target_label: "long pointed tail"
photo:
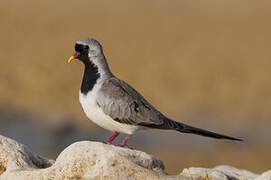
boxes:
[176,122,242,141]
[142,118,243,141]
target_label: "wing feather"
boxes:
[97,77,164,126]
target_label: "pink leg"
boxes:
[119,134,132,147]
[106,132,119,144]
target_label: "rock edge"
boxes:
[0,135,269,180]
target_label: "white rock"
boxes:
[181,167,228,180]
[0,134,270,180]
[255,170,271,180]
[0,135,169,180]
[0,135,52,172]
[180,165,259,180]
[214,165,258,180]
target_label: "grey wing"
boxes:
[96,77,165,126]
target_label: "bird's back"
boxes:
[97,77,166,126]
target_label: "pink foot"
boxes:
[116,134,132,148]
[106,132,120,144]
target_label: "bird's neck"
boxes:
[81,57,113,95]
[81,61,99,94]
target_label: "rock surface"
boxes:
[180,166,259,180]
[0,135,269,180]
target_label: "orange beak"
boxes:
[68,52,80,63]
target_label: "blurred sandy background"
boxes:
[0,0,271,175]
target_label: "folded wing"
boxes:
[97,77,165,126]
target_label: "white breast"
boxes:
[79,82,139,135]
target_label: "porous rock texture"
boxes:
[180,166,259,180]
[0,135,269,180]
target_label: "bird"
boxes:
[68,38,242,147]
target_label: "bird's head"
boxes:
[68,38,104,65]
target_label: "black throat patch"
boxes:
[81,60,100,95]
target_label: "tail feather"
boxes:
[139,118,243,141]
[175,121,243,141]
